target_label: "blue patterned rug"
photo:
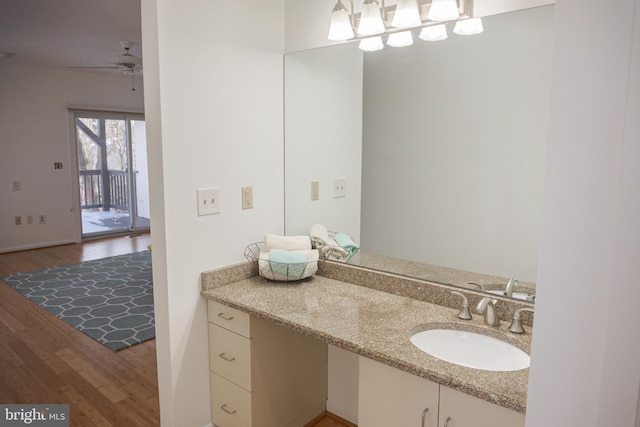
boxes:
[0,250,154,351]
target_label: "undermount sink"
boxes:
[410,328,530,372]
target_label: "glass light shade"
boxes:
[357,0,385,36]
[427,0,459,22]
[419,24,448,41]
[328,2,355,41]
[453,18,484,35]
[391,0,421,28]
[387,31,414,47]
[359,36,384,51]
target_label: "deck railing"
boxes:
[79,170,130,211]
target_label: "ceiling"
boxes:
[0,0,142,72]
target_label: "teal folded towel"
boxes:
[269,249,308,278]
[334,233,359,259]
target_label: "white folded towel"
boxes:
[310,224,330,243]
[258,249,319,281]
[264,233,312,252]
[310,224,350,262]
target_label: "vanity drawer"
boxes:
[209,323,252,391]
[211,372,252,427]
[209,300,251,338]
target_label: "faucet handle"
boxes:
[450,291,472,320]
[509,307,535,334]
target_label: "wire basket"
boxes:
[245,242,318,281]
[311,231,359,262]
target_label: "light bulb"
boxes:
[453,18,483,35]
[357,0,385,36]
[392,0,421,28]
[359,36,384,51]
[328,1,355,41]
[419,24,448,41]
[387,31,414,47]
[427,0,459,22]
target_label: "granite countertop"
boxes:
[202,274,531,414]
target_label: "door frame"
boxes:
[67,107,147,241]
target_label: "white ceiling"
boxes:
[0,0,142,72]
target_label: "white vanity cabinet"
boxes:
[207,300,328,427]
[358,357,525,427]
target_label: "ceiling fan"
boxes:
[66,41,142,75]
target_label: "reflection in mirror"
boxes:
[284,6,554,301]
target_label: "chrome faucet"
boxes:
[504,277,519,298]
[476,297,500,326]
[509,307,535,334]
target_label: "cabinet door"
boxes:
[359,356,439,427]
[439,386,525,427]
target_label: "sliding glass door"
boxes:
[73,111,150,237]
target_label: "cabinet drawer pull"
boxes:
[217,312,234,321]
[444,416,452,427]
[221,404,236,415]
[218,352,236,362]
[421,407,429,427]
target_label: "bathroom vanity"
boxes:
[201,262,533,427]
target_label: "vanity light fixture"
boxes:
[419,24,448,41]
[453,17,484,35]
[327,0,482,51]
[387,31,414,47]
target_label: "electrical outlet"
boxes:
[242,187,253,210]
[27,215,33,224]
[12,181,20,191]
[311,181,320,201]
[15,216,21,225]
[333,178,346,198]
[39,215,46,224]
[54,162,64,169]
[197,188,220,216]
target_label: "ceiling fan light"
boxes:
[359,36,384,51]
[387,31,414,47]
[391,0,422,28]
[419,24,448,41]
[328,1,355,41]
[453,18,484,35]
[357,0,385,36]
[427,0,459,22]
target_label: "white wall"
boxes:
[361,6,553,283]
[284,42,363,240]
[141,0,285,425]
[526,0,640,425]
[0,63,144,252]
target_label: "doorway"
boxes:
[73,111,150,237]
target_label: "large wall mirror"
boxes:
[284,5,554,301]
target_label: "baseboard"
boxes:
[0,239,76,254]
[326,399,358,425]
[203,423,214,427]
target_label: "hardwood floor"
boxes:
[0,234,159,426]
[0,234,354,427]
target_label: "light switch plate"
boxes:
[311,181,319,201]
[197,188,220,216]
[333,178,346,198]
[242,187,253,210]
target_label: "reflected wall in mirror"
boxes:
[284,6,555,300]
